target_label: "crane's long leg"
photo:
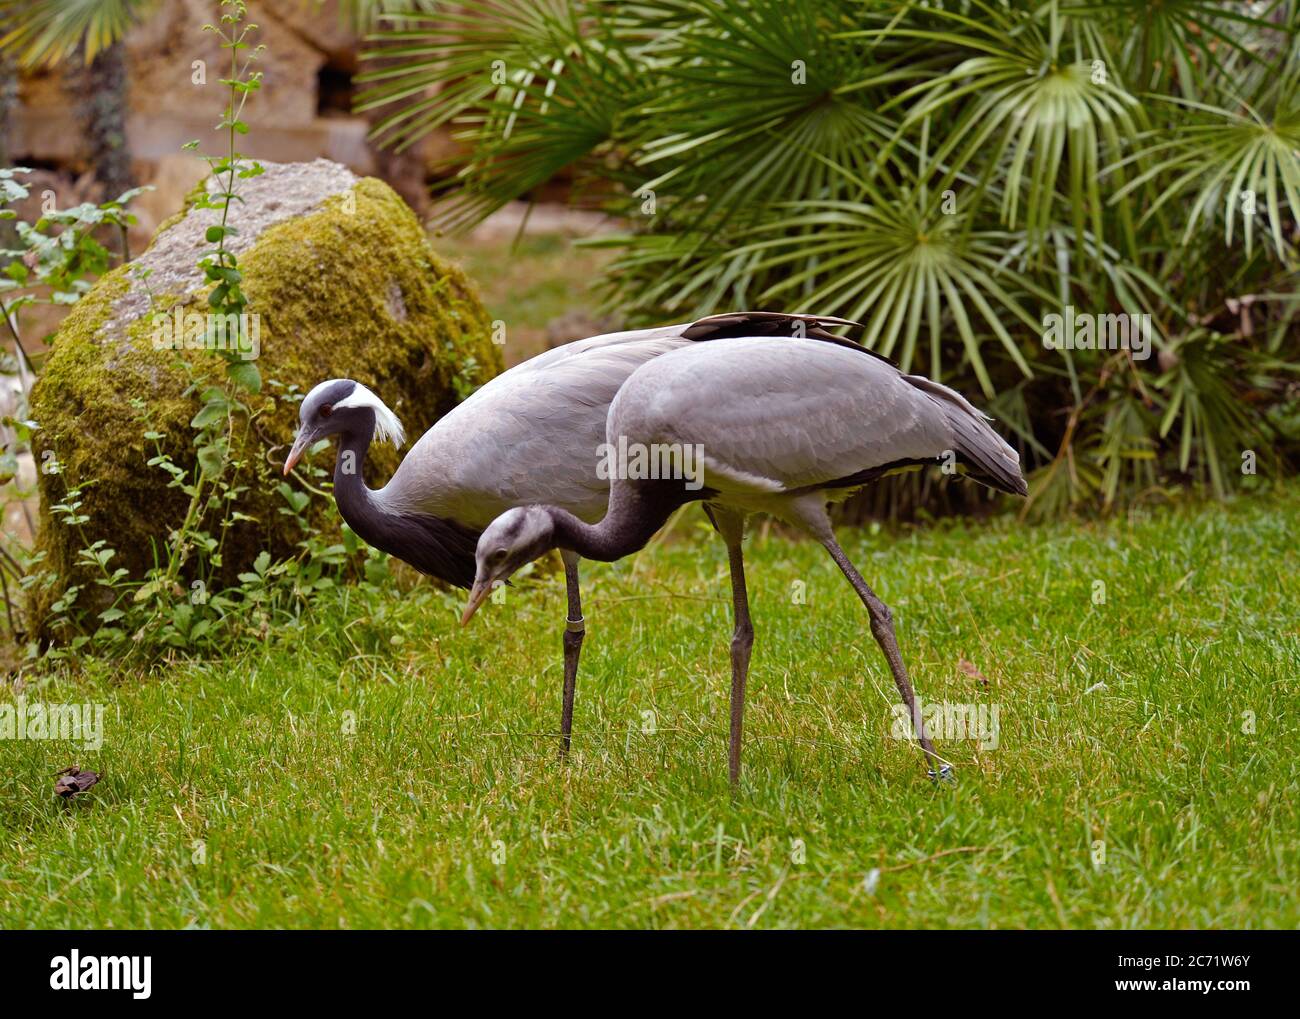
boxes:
[725,536,754,787]
[708,508,753,786]
[820,534,947,779]
[559,549,585,760]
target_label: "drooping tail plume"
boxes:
[905,375,1028,496]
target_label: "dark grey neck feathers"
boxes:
[331,417,480,589]
[548,481,706,563]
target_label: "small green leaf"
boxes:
[197,445,224,477]
[191,401,228,429]
[227,361,261,394]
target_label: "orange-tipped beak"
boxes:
[460,578,492,626]
[283,431,311,476]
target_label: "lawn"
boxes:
[0,483,1296,929]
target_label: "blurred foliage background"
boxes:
[358,0,1300,516]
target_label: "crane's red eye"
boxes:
[320,404,333,418]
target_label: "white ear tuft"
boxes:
[336,383,405,448]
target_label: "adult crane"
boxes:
[461,334,1027,783]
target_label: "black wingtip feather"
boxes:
[682,311,899,368]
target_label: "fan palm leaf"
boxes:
[843,1,1142,259]
[1065,0,1297,96]
[1114,68,1300,264]
[0,0,155,68]
[356,0,583,154]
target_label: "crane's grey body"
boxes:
[380,323,690,527]
[465,333,1027,783]
[608,336,1022,515]
[378,313,873,528]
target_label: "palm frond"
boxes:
[356,0,583,154]
[0,0,155,68]
[844,1,1143,256]
[334,0,440,33]
[1116,69,1300,264]
[1065,0,1298,95]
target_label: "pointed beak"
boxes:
[283,430,312,476]
[460,577,492,626]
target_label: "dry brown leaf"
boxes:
[54,767,100,799]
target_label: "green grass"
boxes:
[1,483,1297,929]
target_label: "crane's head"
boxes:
[461,506,556,625]
[283,378,405,475]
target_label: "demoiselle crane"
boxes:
[282,312,861,755]
[461,334,1027,783]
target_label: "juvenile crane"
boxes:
[283,312,860,755]
[461,334,1027,783]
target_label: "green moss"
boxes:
[29,175,501,636]
[30,268,195,593]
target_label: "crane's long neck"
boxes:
[547,481,692,563]
[327,422,481,590]
[331,427,381,529]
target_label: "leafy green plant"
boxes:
[31,465,389,658]
[183,0,265,397]
[1,168,148,367]
[0,166,151,644]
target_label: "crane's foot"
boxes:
[927,763,955,784]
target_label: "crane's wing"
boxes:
[609,337,1025,497]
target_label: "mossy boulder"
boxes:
[29,159,499,627]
